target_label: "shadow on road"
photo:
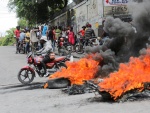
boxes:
[0,82,44,94]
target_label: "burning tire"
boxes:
[17,68,35,85]
[46,77,71,89]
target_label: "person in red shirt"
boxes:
[78,26,86,38]
[68,27,76,51]
[14,26,20,54]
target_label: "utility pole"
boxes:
[86,0,90,22]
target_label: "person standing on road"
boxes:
[47,26,55,51]
[30,27,39,52]
[25,29,30,54]
[78,26,86,44]
[55,26,62,41]
[68,27,75,51]
[42,24,48,37]
[52,26,56,51]
[78,26,86,38]
[19,30,25,42]
[14,26,20,54]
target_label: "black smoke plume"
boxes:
[85,0,150,77]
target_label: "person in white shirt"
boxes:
[30,27,39,51]
[36,36,53,76]
[36,36,53,55]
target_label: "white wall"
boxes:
[49,0,105,36]
[74,0,104,35]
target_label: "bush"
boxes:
[0,28,16,46]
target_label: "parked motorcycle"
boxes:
[57,37,72,56]
[75,37,85,54]
[75,36,99,54]
[18,39,26,54]
[87,36,99,47]
[17,52,70,85]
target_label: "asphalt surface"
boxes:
[0,46,150,113]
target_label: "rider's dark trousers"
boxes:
[40,55,51,75]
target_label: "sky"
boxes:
[0,0,18,36]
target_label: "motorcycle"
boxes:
[18,39,26,54]
[75,37,85,54]
[57,37,72,56]
[17,52,70,85]
[87,36,99,47]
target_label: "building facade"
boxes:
[49,0,130,36]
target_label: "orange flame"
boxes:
[99,49,150,100]
[48,54,102,85]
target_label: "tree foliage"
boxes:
[17,18,28,29]
[8,0,69,24]
[0,28,16,46]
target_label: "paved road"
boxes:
[0,46,150,113]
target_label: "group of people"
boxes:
[14,26,31,54]
[78,23,96,46]
[14,22,97,54]
[14,25,51,54]
[47,23,97,52]
[13,23,98,76]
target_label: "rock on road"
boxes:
[0,46,150,113]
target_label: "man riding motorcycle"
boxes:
[84,24,96,46]
[36,36,53,76]
[36,36,53,55]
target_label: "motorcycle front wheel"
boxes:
[18,68,35,85]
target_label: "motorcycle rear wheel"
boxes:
[18,68,35,85]
[75,44,84,54]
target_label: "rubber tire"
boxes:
[18,45,21,53]
[23,47,25,54]
[18,68,35,85]
[88,42,93,47]
[47,77,71,89]
[66,45,72,52]
[75,45,84,54]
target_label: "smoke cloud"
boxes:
[103,17,134,37]
[85,0,150,77]
[129,0,150,34]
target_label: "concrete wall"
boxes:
[49,0,130,37]
[49,0,104,36]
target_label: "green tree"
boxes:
[8,0,69,24]
[0,28,16,46]
[17,18,28,29]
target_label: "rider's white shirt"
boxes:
[37,40,53,55]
